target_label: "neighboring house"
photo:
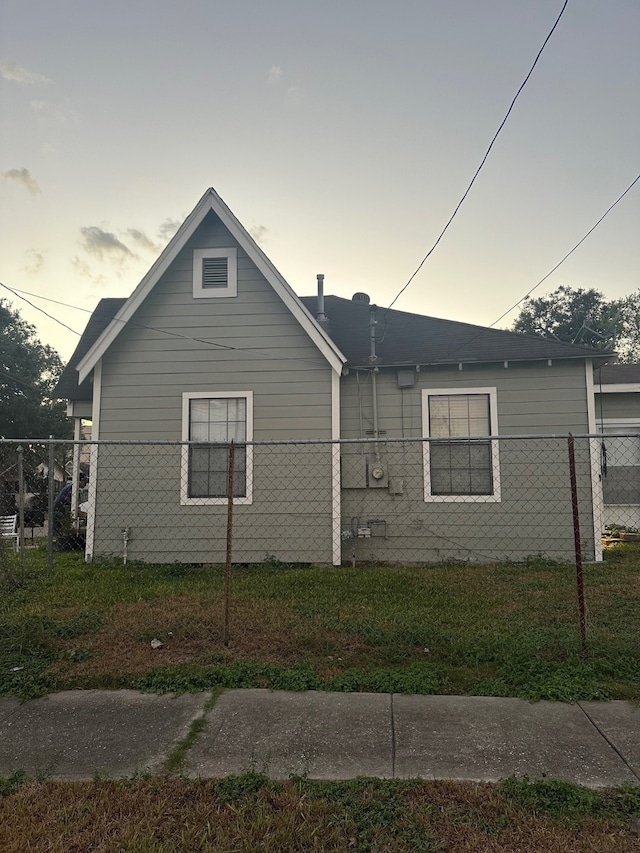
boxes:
[593,364,640,529]
[55,188,613,565]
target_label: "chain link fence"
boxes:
[1,433,639,568]
[1,434,638,696]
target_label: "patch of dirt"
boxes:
[48,594,383,679]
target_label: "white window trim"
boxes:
[180,391,253,506]
[421,387,501,503]
[192,248,237,298]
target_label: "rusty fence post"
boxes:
[568,434,587,650]
[223,440,235,647]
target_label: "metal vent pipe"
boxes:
[316,273,326,321]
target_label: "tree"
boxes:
[512,285,640,362]
[0,298,71,440]
[0,299,72,515]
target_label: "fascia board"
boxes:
[78,188,345,383]
[206,189,345,373]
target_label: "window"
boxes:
[192,248,237,298]
[422,387,500,502]
[181,392,253,505]
[601,423,640,506]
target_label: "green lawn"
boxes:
[1,545,639,701]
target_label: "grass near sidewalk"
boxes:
[0,773,639,852]
[1,545,639,701]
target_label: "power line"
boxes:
[1,286,96,313]
[0,367,43,393]
[430,172,640,365]
[0,281,334,369]
[3,157,635,379]
[385,0,570,314]
[484,173,640,330]
[0,281,81,336]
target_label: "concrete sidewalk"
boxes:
[1,689,639,787]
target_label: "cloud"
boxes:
[71,256,107,288]
[80,226,134,262]
[249,224,268,245]
[22,249,45,275]
[157,218,181,242]
[266,65,304,108]
[0,60,52,86]
[1,167,41,195]
[284,85,303,108]
[126,228,158,253]
[268,65,283,85]
[30,95,78,124]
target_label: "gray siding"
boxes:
[339,361,595,563]
[99,213,331,441]
[92,211,335,564]
[91,443,333,564]
[596,392,640,422]
[340,361,591,439]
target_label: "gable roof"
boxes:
[75,188,345,384]
[54,298,126,401]
[300,295,613,368]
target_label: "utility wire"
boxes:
[1,287,96,313]
[0,281,81,337]
[385,0,570,314]
[482,173,640,331]
[3,159,635,377]
[0,280,333,369]
[429,172,640,365]
[0,367,43,392]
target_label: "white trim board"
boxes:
[331,370,341,566]
[596,384,640,394]
[77,188,346,383]
[599,419,640,427]
[85,359,102,561]
[586,361,603,562]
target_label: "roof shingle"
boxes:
[300,295,612,368]
[53,298,126,401]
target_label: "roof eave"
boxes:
[346,352,614,370]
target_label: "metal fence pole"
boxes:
[568,434,587,650]
[47,437,55,576]
[16,445,25,579]
[223,440,235,647]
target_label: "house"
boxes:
[55,188,613,565]
[593,364,640,530]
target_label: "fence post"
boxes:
[47,436,55,576]
[568,434,587,650]
[223,440,235,647]
[16,445,25,579]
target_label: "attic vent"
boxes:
[202,256,228,288]
[352,292,370,304]
[193,248,237,299]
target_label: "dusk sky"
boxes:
[1,0,638,362]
